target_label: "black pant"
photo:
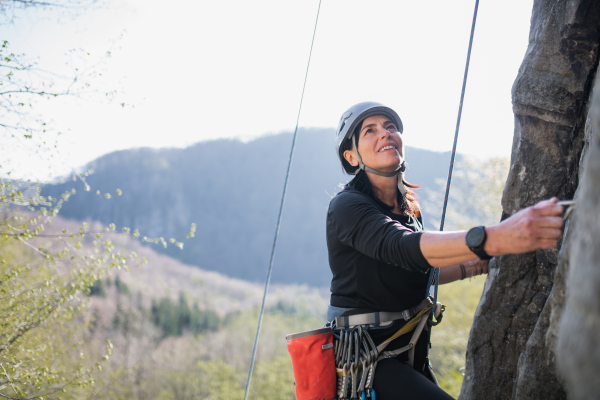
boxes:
[372,358,455,400]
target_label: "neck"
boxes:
[366,171,400,212]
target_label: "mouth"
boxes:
[378,144,397,152]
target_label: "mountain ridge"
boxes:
[42,128,457,286]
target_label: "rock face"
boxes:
[459,1,600,399]
[555,75,600,400]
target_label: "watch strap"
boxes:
[466,226,492,260]
[470,246,492,260]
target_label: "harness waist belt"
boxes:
[335,297,433,329]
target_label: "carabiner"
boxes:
[339,330,348,368]
[347,332,354,365]
[357,325,364,350]
[354,331,360,365]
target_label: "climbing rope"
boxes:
[243,2,322,399]
[243,0,479,394]
[427,0,480,303]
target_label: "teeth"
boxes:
[379,145,395,152]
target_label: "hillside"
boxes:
[33,216,329,318]
[23,216,327,399]
[35,216,485,399]
[7,152,506,398]
[42,129,458,286]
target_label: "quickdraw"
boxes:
[254,0,480,397]
[329,297,445,400]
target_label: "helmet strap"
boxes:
[397,169,408,197]
[351,134,408,196]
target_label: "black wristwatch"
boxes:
[465,226,492,260]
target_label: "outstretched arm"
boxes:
[421,198,564,268]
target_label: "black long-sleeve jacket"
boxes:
[327,187,433,312]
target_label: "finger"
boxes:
[535,216,565,228]
[533,198,558,209]
[532,204,564,217]
[531,228,563,239]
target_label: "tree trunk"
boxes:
[459,1,600,399]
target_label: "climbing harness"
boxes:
[248,0,482,397]
[287,297,445,399]
[287,0,479,396]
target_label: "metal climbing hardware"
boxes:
[558,200,575,220]
[254,0,480,396]
[286,297,445,400]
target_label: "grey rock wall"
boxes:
[555,71,600,400]
[460,1,600,399]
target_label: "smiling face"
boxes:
[343,114,404,173]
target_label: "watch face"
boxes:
[466,227,485,247]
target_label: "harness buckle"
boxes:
[402,310,411,321]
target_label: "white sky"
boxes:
[3,0,533,180]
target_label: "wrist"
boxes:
[476,260,484,275]
[465,226,492,260]
[483,225,500,256]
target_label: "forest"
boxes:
[0,3,508,393]
[1,119,508,400]
[4,0,599,399]
[0,205,500,399]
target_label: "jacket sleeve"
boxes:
[328,192,433,273]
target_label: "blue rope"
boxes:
[243,2,322,399]
[427,0,480,302]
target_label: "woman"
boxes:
[327,102,564,399]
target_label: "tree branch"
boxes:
[0,90,70,96]
[2,0,100,10]
[17,236,45,256]
[0,364,18,398]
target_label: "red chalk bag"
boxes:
[286,327,337,400]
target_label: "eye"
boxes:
[386,124,398,132]
[364,128,374,135]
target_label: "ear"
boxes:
[343,149,359,167]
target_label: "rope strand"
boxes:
[427,0,480,302]
[243,2,322,398]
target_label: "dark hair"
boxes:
[339,127,356,174]
[341,123,420,218]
